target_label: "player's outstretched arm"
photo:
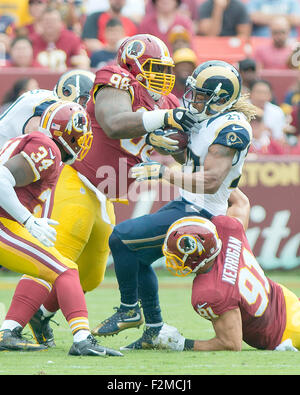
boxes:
[154,308,243,352]
[94,87,197,140]
[227,188,250,230]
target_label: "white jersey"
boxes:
[0,89,58,147]
[180,111,252,216]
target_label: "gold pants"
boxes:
[25,165,115,292]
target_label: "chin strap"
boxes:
[147,89,161,101]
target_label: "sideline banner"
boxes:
[240,156,300,270]
[113,156,300,270]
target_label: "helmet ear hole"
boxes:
[218,97,227,105]
[63,87,71,96]
[55,69,95,105]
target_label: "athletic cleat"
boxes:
[28,308,56,347]
[68,334,123,357]
[120,325,163,351]
[92,305,144,337]
[0,327,48,352]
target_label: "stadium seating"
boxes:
[193,36,251,63]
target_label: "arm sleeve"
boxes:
[0,165,31,224]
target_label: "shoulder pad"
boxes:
[93,65,135,102]
[212,120,252,151]
[33,100,57,117]
[94,65,134,87]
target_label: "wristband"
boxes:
[142,110,167,133]
[184,339,195,351]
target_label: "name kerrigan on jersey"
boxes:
[222,236,242,285]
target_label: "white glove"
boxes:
[24,216,59,248]
[274,339,298,352]
[153,323,185,351]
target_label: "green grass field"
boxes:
[1,269,300,376]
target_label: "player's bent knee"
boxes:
[80,264,107,292]
[108,230,123,253]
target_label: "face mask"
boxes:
[189,105,211,122]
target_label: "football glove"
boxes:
[164,108,198,132]
[131,161,165,182]
[145,129,180,152]
[274,339,298,352]
[152,324,185,351]
[24,215,59,248]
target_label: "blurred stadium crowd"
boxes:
[1,0,300,156]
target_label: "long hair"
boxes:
[231,94,258,122]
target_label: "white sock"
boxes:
[40,305,55,318]
[73,330,90,343]
[120,302,138,308]
[145,322,163,328]
[1,320,22,331]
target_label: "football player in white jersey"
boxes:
[92,60,257,350]
[0,69,95,147]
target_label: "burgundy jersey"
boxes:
[0,132,61,221]
[191,215,286,350]
[73,64,180,200]
[31,28,84,69]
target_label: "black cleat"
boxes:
[68,334,123,357]
[28,308,56,347]
[0,327,47,352]
[120,325,163,351]
[92,305,144,337]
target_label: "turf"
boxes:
[1,269,300,376]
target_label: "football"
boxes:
[163,128,189,151]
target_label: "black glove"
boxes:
[164,108,198,132]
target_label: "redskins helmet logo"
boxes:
[177,235,202,255]
[65,111,88,135]
[72,112,88,133]
[126,40,145,59]
[226,132,243,146]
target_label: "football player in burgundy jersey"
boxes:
[154,215,300,352]
[91,60,257,349]
[73,33,197,200]
[3,33,198,348]
[0,101,122,356]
